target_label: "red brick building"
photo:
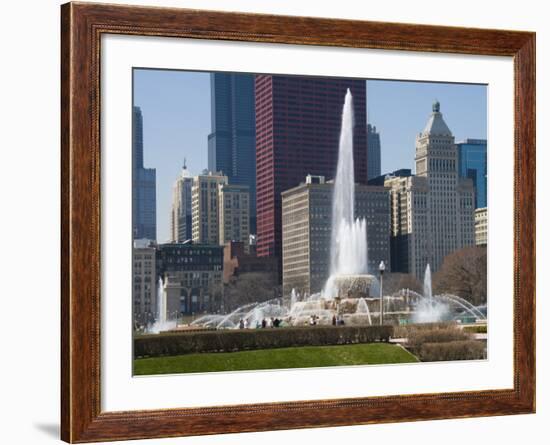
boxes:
[255,75,368,273]
[223,241,279,284]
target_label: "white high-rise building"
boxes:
[170,160,193,243]
[191,171,228,244]
[385,101,475,278]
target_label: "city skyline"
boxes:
[133,69,487,243]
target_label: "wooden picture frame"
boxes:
[61,2,536,442]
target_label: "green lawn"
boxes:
[462,324,487,334]
[134,343,418,375]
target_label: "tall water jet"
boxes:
[157,276,166,326]
[325,89,369,298]
[148,276,176,333]
[413,263,448,323]
[423,263,432,302]
[290,288,297,311]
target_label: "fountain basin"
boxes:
[327,274,376,299]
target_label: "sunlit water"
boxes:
[324,89,368,298]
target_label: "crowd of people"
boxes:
[238,317,284,329]
[236,313,347,329]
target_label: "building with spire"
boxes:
[170,159,193,243]
[367,123,381,180]
[132,106,157,240]
[385,101,475,278]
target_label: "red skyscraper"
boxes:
[255,75,368,267]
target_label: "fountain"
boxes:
[354,297,373,325]
[424,264,432,301]
[411,264,487,323]
[290,289,298,312]
[157,277,166,326]
[413,264,449,323]
[147,277,177,333]
[148,91,485,333]
[323,89,375,300]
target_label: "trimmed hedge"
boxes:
[406,326,470,346]
[395,323,486,362]
[134,325,394,358]
[393,322,458,339]
[418,340,487,361]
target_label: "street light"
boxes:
[379,260,386,325]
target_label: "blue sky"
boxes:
[133,69,487,243]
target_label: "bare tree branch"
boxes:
[434,246,487,306]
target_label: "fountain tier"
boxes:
[325,274,376,299]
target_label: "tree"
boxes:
[224,272,278,311]
[433,246,487,306]
[382,272,423,296]
[207,281,224,313]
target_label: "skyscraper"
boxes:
[208,73,257,233]
[170,160,193,243]
[367,123,381,180]
[457,139,487,208]
[132,106,157,240]
[255,75,368,270]
[386,101,475,277]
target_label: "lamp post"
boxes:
[379,260,386,325]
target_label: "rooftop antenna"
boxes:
[183,157,187,170]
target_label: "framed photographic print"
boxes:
[61,2,535,442]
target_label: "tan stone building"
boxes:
[191,171,227,245]
[282,175,391,295]
[218,183,250,249]
[162,269,223,316]
[132,239,157,326]
[157,243,224,314]
[385,101,475,278]
[475,207,488,246]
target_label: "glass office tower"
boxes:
[457,139,487,208]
